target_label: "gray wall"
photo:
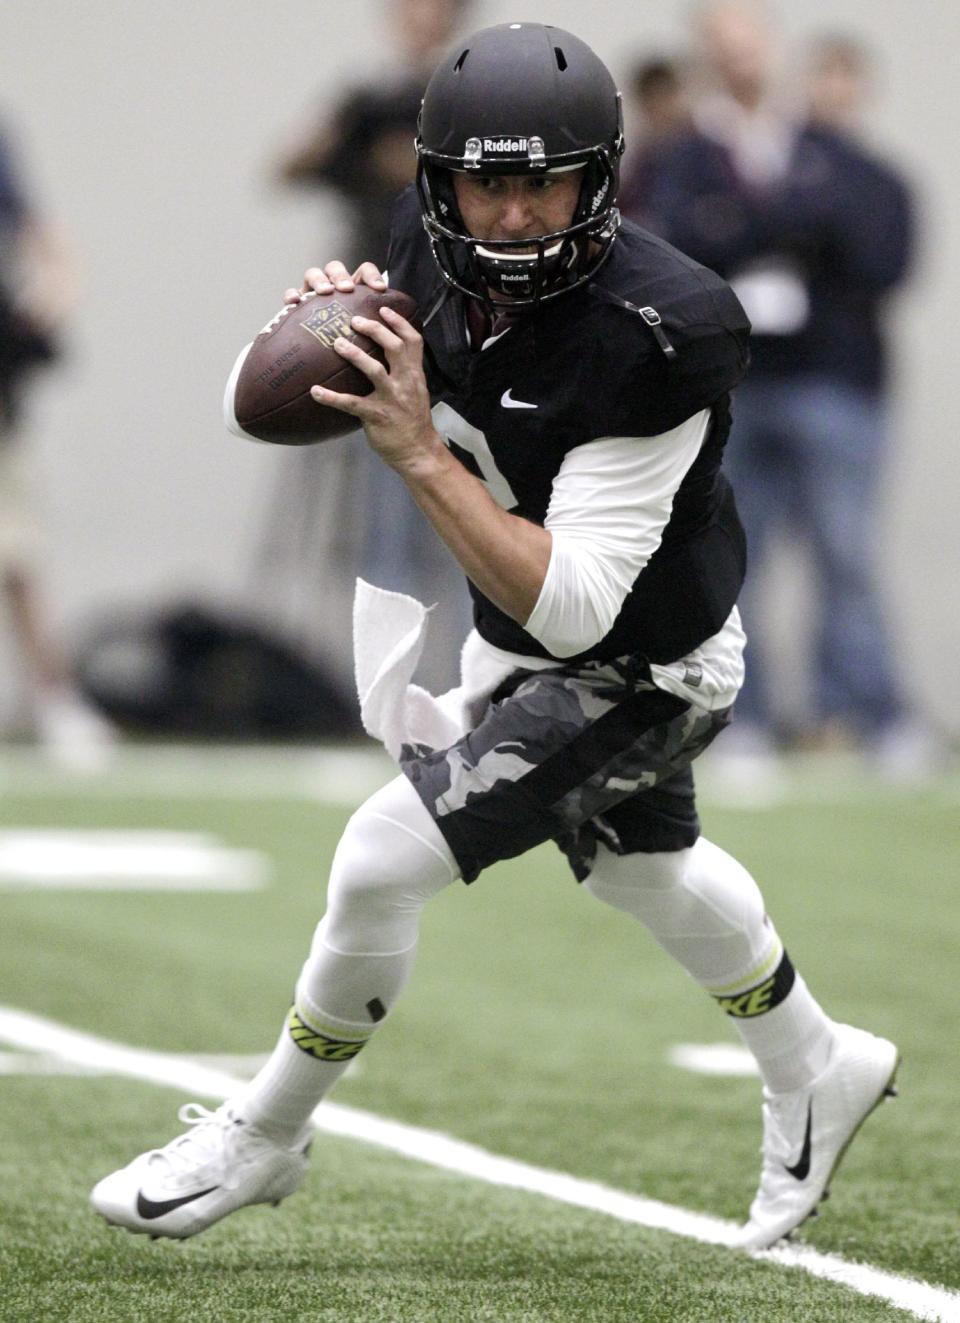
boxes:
[1,1,957,729]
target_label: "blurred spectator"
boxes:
[619,56,691,224]
[0,112,116,767]
[645,1,934,778]
[805,33,875,134]
[262,0,473,695]
[274,0,469,268]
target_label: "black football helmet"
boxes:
[415,23,625,307]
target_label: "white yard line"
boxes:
[669,1042,760,1076]
[0,1007,957,1321]
[0,829,267,891]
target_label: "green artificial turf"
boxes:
[0,748,957,1321]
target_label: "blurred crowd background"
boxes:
[0,0,957,784]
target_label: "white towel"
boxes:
[353,579,522,762]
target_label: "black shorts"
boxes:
[400,656,731,883]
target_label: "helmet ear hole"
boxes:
[554,46,567,71]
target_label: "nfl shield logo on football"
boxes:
[301,302,352,348]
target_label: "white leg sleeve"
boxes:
[583,837,776,989]
[582,839,835,1093]
[299,774,459,1026]
[240,776,457,1138]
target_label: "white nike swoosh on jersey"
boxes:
[501,390,538,410]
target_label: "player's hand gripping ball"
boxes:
[225,286,418,445]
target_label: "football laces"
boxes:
[259,289,317,338]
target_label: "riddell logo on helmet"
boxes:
[590,182,609,213]
[483,137,528,153]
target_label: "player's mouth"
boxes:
[476,240,564,262]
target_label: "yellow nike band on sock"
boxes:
[711,950,797,1019]
[286,1005,374,1062]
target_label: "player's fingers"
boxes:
[350,314,404,356]
[352,262,388,289]
[283,287,304,305]
[310,384,364,416]
[377,304,423,349]
[332,336,388,384]
[321,260,356,292]
[303,266,335,294]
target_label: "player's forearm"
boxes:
[397,443,551,625]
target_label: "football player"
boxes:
[91,23,897,1252]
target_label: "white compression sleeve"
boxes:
[583,841,835,1093]
[239,776,458,1140]
[524,409,710,657]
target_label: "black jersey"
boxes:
[386,186,751,666]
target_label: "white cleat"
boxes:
[735,1023,899,1251]
[90,1103,312,1240]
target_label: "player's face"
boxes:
[452,170,584,249]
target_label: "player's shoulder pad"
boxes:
[581,226,752,436]
[593,222,751,357]
[389,181,422,233]
[386,184,427,270]
[386,185,446,316]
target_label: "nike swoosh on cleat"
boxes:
[136,1186,219,1220]
[501,389,537,410]
[785,1102,813,1181]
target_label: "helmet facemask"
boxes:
[416,147,622,307]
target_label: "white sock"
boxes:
[583,838,835,1093]
[723,970,835,1093]
[240,776,457,1141]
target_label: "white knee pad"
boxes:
[583,845,688,906]
[582,837,773,987]
[582,842,688,914]
[318,774,459,956]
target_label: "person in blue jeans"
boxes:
[639,2,924,768]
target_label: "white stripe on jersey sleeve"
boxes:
[523,410,710,658]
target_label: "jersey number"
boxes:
[431,402,518,510]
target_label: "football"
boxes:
[224,285,418,445]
